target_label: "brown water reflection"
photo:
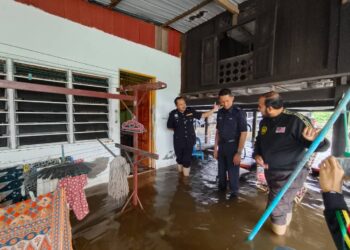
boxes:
[72,159,335,250]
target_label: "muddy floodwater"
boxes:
[72,158,340,250]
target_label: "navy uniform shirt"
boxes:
[253,109,329,171]
[167,107,202,144]
[216,106,247,143]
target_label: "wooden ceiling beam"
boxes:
[215,0,239,14]
[109,0,123,8]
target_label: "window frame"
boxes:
[1,58,113,150]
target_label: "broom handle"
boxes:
[247,88,350,242]
[97,138,117,157]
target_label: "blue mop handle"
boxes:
[247,88,350,242]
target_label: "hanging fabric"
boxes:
[0,166,25,207]
[0,188,72,250]
[108,156,131,208]
[58,174,89,221]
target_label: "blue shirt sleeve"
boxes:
[167,111,175,129]
[238,109,248,133]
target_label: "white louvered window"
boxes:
[72,73,109,141]
[0,60,8,148]
[13,63,69,146]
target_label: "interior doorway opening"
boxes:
[119,70,156,171]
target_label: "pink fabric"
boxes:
[59,174,89,220]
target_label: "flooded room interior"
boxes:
[0,0,350,249]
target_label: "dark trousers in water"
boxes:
[218,142,239,194]
[174,140,194,168]
[265,167,309,225]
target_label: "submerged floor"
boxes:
[72,158,336,250]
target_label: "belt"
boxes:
[220,138,235,143]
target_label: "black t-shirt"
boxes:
[253,110,329,171]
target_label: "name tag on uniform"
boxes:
[186,113,193,116]
[276,127,286,133]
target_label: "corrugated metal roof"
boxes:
[92,0,245,33]
[170,2,225,33]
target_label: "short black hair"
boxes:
[174,96,185,105]
[261,91,284,109]
[218,88,232,97]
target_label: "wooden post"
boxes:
[252,111,257,143]
[133,90,139,206]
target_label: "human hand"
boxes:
[233,153,241,166]
[319,156,344,193]
[255,155,268,169]
[213,102,220,112]
[214,150,218,160]
[302,126,320,141]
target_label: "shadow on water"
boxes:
[72,158,336,250]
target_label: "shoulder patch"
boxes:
[283,109,312,127]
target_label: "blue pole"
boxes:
[247,88,350,242]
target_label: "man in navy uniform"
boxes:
[214,88,248,199]
[167,97,218,176]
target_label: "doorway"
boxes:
[119,70,156,170]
